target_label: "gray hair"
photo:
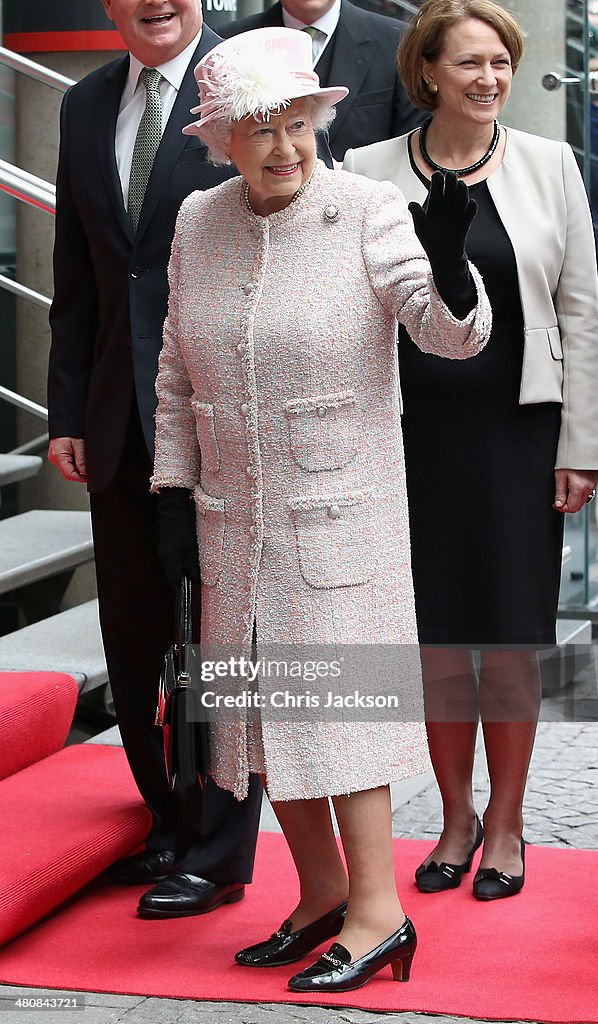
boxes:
[204,96,336,165]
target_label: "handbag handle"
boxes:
[174,575,193,677]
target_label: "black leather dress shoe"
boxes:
[288,917,417,993]
[235,902,348,967]
[109,849,176,885]
[137,872,245,918]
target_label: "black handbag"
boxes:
[156,576,209,790]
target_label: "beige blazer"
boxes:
[344,126,598,470]
[151,161,491,801]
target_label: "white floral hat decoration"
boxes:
[182,27,348,140]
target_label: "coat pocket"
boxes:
[193,489,225,588]
[289,489,375,589]
[520,327,563,404]
[285,389,358,472]
[191,399,221,474]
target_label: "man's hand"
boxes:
[553,469,598,513]
[48,437,87,484]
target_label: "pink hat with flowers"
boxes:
[182,27,348,138]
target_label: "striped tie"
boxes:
[302,25,323,63]
[127,68,163,231]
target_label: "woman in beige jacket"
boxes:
[152,28,491,991]
[344,0,598,902]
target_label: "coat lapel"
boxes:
[95,55,134,244]
[136,27,221,241]
[324,3,379,140]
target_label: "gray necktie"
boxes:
[302,25,324,63]
[127,68,163,231]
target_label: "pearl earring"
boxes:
[427,80,438,94]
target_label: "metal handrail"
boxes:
[0,386,48,422]
[0,46,58,436]
[0,273,51,310]
[0,45,75,92]
[0,160,55,215]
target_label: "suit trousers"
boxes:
[89,403,262,883]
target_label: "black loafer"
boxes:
[235,901,348,967]
[109,849,176,885]
[137,872,245,918]
[288,917,417,993]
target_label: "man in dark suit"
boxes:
[47,0,265,919]
[221,0,423,160]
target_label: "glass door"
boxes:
[505,0,598,617]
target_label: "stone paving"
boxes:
[1,651,596,1024]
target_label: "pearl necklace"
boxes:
[419,117,501,178]
[242,173,313,216]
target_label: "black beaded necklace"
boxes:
[419,117,501,177]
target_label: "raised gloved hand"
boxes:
[157,486,201,588]
[408,171,478,319]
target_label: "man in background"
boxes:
[47,0,264,920]
[221,0,423,160]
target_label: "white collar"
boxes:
[127,30,202,93]
[282,0,341,36]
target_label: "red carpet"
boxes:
[0,834,595,1022]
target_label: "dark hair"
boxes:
[398,0,524,112]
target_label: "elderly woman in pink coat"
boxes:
[151,27,491,993]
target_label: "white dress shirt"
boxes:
[115,31,202,207]
[282,0,341,66]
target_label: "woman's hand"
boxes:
[553,469,598,513]
[408,171,477,267]
[157,487,201,587]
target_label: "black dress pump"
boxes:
[287,917,417,993]
[473,838,526,900]
[415,816,483,893]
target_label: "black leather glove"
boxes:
[157,486,201,588]
[408,170,478,320]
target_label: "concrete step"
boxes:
[0,599,107,692]
[0,509,93,595]
[0,454,43,487]
[86,724,122,745]
[540,618,593,692]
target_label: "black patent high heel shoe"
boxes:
[415,815,483,893]
[473,838,526,901]
[235,901,347,967]
[287,917,416,993]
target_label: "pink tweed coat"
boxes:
[152,161,491,801]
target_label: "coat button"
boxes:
[324,205,340,222]
[236,342,246,355]
[328,503,341,519]
[130,267,143,279]
[240,402,250,416]
[245,464,254,478]
[242,283,255,295]
[249,525,258,538]
[317,406,327,418]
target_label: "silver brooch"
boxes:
[323,204,340,222]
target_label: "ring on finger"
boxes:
[586,489,596,504]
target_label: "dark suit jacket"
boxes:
[221,0,423,160]
[48,28,232,492]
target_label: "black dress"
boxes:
[399,160,564,647]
